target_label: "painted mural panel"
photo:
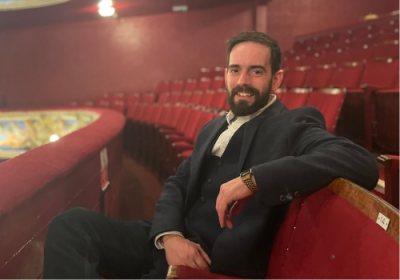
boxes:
[0,110,98,159]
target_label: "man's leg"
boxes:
[44,207,156,278]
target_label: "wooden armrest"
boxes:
[166,265,240,279]
[166,265,179,279]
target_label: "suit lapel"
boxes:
[237,98,286,171]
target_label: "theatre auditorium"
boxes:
[0,0,398,278]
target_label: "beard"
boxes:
[226,79,272,116]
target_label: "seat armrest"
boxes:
[166,265,240,279]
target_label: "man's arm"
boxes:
[216,107,379,227]
[149,154,211,270]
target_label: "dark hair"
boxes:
[227,31,282,74]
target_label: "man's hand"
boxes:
[163,235,211,271]
[216,177,254,229]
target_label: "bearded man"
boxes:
[43,31,378,279]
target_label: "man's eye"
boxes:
[253,70,262,75]
[230,69,238,73]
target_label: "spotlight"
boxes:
[98,6,115,17]
[98,0,113,8]
[50,134,60,142]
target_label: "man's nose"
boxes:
[237,71,251,86]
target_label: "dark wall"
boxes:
[267,0,399,51]
[0,2,254,108]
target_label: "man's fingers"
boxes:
[197,245,211,266]
[194,254,209,271]
[226,216,233,229]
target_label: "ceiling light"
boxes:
[98,6,115,17]
[98,0,113,9]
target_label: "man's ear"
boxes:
[225,67,228,85]
[271,70,284,92]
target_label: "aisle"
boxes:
[118,154,164,221]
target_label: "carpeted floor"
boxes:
[117,154,164,221]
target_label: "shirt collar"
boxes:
[226,94,277,125]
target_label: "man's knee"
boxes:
[47,207,93,239]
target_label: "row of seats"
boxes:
[285,16,398,63]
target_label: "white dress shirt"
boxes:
[154,94,277,249]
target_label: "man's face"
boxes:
[225,42,275,116]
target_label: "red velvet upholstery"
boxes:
[191,91,204,105]
[320,50,344,65]
[360,59,399,89]
[344,47,374,63]
[306,89,345,134]
[170,183,399,279]
[197,77,212,91]
[211,76,225,91]
[95,94,111,108]
[110,93,125,113]
[303,66,334,88]
[199,68,212,79]
[180,92,192,104]
[282,67,309,88]
[125,93,141,107]
[200,91,215,107]
[170,92,182,103]
[155,80,171,94]
[329,63,364,89]
[157,92,171,104]
[372,42,400,60]
[184,79,198,92]
[171,80,185,92]
[141,92,156,103]
[281,89,310,110]
[282,58,302,69]
[0,108,125,278]
[211,67,225,78]
[302,55,322,67]
[211,89,227,110]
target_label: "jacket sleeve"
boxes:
[149,155,191,241]
[252,106,379,207]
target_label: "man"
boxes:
[44,31,378,279]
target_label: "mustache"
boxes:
[231,85,260,96]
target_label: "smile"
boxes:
[238,92,253,97]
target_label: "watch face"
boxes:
[241,169,251,177]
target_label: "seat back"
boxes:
[155,80,170,94]
[169,92,182,104]
[125,93,141,107]
[306,89,345,134]
[95,94,110,108]
[210,76,225,91]
[171,80,185,92]
[211,89,227,110]
[360,59,399,89]
[198,68,212,79]
[330,62,364,89]
[302,54,322,67]
[175,106,193,135]
[183,109,203,140]
[200,91,215,107]
[192,110,215,142]
[268,178,399,279]
[157,92,171,104]
[303,66,334,89]
[191,91,203,106]
[197,77,212,91]
[184,79,197,92]
[281,88,310,110]
[180,92,192,104]
[211,67,225,78]
[282,67,309,88]
[141,92,156,103]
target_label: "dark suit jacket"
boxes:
[149,99,379,278]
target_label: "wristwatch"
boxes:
[240,168,257,194]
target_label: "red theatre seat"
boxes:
[302,53,322,67]
[155,80,171,94]
[210,76,225,91]
[125,93,141,108]
[281,88,310,110]
[211,67,225,78]
[306,89,345,134]
[274,88,285,100]
[282,66,309,88]
[141,92,156,103]
[171,80,185,92]
[157,92,171,104]
[329,62,364,89]
[377,155,399,208]
[184,78,198,92]
[197,77,212,91]
[166,179,399,279]
[211,89,227,110]
[95,94,111,108]
[303,65,334,89]
[199,68,212,79]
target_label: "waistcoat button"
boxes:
[207,179,212,183]
[217,161,222,166]
[280,195,286,201]
[295,191,301,197]
[201,196,205,202]
[188,213,193,219]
